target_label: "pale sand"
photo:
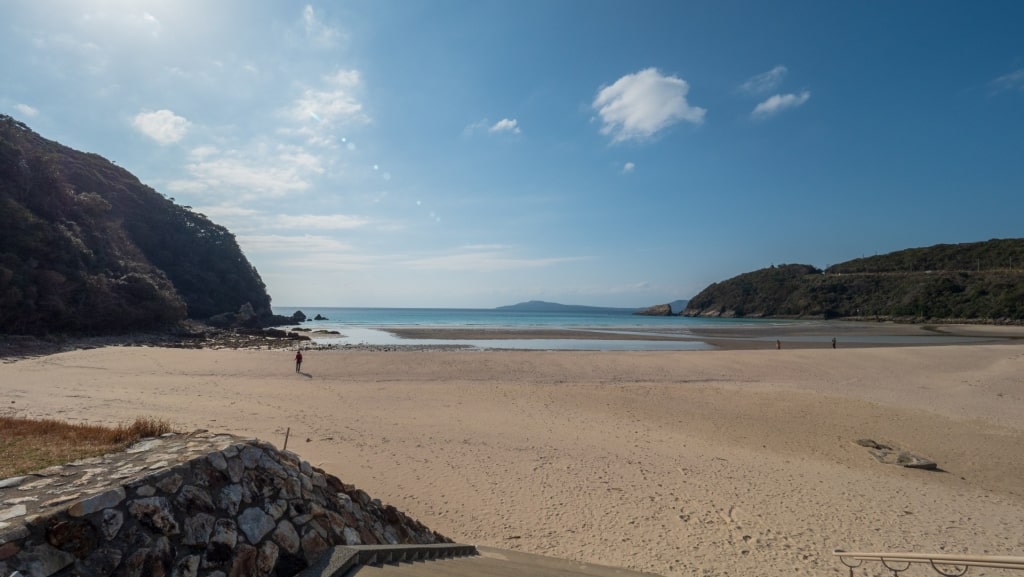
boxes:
[2,341,1023,576]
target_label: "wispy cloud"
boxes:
[740,65,788,95]
[462,120,487,136]
[191,205,262,220]
[622,162,636,174]
[593,68,706,143]
[463,117,521,137]
[238,234,354,254]
[138,12,161,37]
[237,233,354,252]
[271,214,370,230]
[288,69,369,146]
[132,109,190,144]
[14,103,38,118]
[195,205,370,231]
[751,91,811,120]
[404,246,585,272]
[238,234,384,273]
[31,31,108,76]
[301,5,341,48]
[489,118,521,135]
[167,144,323,199]
[991,68,1024,94]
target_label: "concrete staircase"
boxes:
[297,544,663,577]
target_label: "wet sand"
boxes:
[385,321,1023,349]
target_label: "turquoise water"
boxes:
[269,307,998,350]
[274,306,737,329]
[269,307,787,351]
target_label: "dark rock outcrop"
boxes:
[855,439,938,470]
[634,304,673,316]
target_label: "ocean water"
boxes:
[269,307,784,351]
[269,307,996,350]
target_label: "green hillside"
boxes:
[683,240,1024,322]
[0,115,274,335]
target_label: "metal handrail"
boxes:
[834,550,1024,576]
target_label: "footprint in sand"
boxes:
[718,505,739,524]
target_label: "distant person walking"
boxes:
[776,339,781,350]
[295,350,303,373]
[832,337,837,349]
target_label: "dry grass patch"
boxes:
[0,416,173,478]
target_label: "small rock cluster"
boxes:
[0,432,449,577]
[855,438,939,470]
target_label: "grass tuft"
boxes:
[0,416,174,478]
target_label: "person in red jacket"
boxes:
[295,350,303,373]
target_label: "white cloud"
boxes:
[238,234,382,273]
[489,118,521,134]
[169,144,323,199]
[992,69,1024,93]
[14,103,38,117]
[462,119,488,136]
[593,68,706,143]
[138,12,161,37]
[192,205,262,219]
[463,118,521,137]
[740,66,788,94]
[622,162,636,174]
[132,109,190,144]
[751,91,811,119]
[271,214,370,230]
[297,70,365,121]
[301,5,341,48]
[34,33,107,75]
[404,246,585,272]
[164,180,207,194]
[239,234,354,254]
[190,145,221,159]
[289,69,369,145]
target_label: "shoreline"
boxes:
[376,321,1024,350]
[5,320,1024,362]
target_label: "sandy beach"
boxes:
[2,330,1023,576]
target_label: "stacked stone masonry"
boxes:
[0,431,450,577]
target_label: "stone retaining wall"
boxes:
[0,431,450,577]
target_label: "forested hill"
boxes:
[0,115,273,335]
[682,239,1024,322]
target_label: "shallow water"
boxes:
[311,327,715,351]
[272,307,997,350]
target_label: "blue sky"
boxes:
[3,1,1023,308]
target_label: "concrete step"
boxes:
[345,546,664,577]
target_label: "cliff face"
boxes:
[683,242,1024,322]
[0,116,273,335]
